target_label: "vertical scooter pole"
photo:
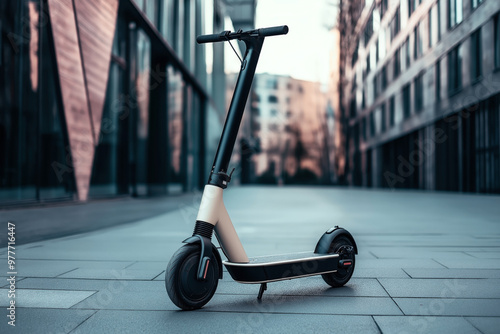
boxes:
[207,37,264,188]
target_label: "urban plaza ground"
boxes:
[1,186,500,333]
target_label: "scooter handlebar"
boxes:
[196,25,288,44]
[258,25,289,37]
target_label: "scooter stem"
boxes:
[208,37,264,188]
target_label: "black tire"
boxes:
[321,236,355,287]
[165,244,219,310]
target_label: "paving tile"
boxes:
[465,316,500,334]
[404,268,500,279]
[353,268,411,278]
[434,258,500,269]
[16,259,134,270]
[0,308,95,334]
[72,288,402,315]
[58,268,162,280]
[374,315,480,334]
[13,261,79,278]
[73,310,380,334]
[73,289,175,310]
[357,258,446,269]
[394,298,500,316]
[0,276,25,288]
[203,295,402,315]
[465,251,500,259]
[370,248,470,259]
[378,278,500,298]
[153,270,166,281]
[217,277,389,297]
[0,289,96,308]
[16,277,164,292]
[124,261,167,271]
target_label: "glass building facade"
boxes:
[337,0,500,194]
[0,0,246,206]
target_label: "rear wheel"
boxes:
[321,236,355,287]
[165,244,219,310]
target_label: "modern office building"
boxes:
[0,0,255,207]
[336,0,500,193]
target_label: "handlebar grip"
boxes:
[197,32,225,44]
[258,25,289,37]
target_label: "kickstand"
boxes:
[257,283,267,300]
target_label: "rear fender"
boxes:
[314,227,358,255]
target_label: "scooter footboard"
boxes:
[223,252,339,283]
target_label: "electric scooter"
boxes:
[165,25,357,310]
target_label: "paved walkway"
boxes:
[1,186,500,333]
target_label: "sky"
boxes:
[253,0,338,84]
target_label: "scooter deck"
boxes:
[223,251,339,283]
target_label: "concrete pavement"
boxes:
[1,186,500,333]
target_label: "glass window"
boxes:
[403,37,411,70]
[429,10,433,48]
[471,0,483,10]
[403,83,411,119]
[370,43,377,71]
[448,44,462,95]
[373,75,378,100]
[390,6,401,41]
[448,0,463,28]
[168,66,185,193]
[362,117,367,141]
[267,79,278,89]
[364,12,374,45]
[437,1,442,41]
[161,0,177,45]
[414,71,424,112]
[436,60,441,101]
[362,88,366,110]
[89,18,128,197]
[134,29,151,196]
[350,98,356,118]
[471,28,482,82]
[389,95,395,127]
[1,1,74,204]
[394,47,401,78]
[408,0,415,17]
[414,23,423,59]
[268,95,278,103]
[1,1,38,203]
[495,14,500,69]
[381,0,388,18]
[366,51,371,75]
[370,112,376,137]
[381,103,387,133]
[381,65,388,90]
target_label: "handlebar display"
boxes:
[196,25,289,44]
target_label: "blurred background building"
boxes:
[335,0,500,193]
[0,0,255,207]
[2,0,499,209]
[238,73,332,185]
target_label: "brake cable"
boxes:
[225,29,243,66]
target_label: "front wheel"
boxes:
[321,236,355,287]
[165,244,219,310]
